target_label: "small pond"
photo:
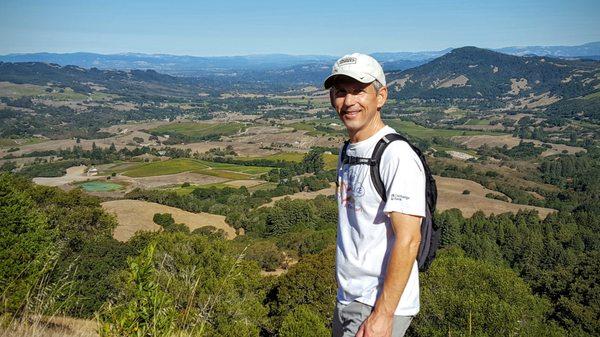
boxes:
[79,181,123,192]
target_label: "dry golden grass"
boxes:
[258,178,554,218]
[0,316,98,337]
[452,134,584,156]
[101,199,235,241]
[223,179,266,188]
[435,176,555,218]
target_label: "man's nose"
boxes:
[343,92,358,106]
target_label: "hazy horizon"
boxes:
[1,0,599,56]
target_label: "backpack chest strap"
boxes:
[342,156,376,166]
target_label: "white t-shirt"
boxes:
[336,125,426,316]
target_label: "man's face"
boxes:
[330,77,387,135]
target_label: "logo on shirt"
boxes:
[390,193,410,201]
[338,167,364,212]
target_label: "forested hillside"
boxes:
[2,144,598,336]
[387,47,600,109]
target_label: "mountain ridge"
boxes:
[387,46,600,109]
[2,42,599,76]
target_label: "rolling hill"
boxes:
[387,46,600,110]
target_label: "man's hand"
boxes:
[355,311,393,337]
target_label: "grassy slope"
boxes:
[119,158,271,179]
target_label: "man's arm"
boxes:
[356,212,422,337]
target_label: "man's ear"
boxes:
[377,86,388,109]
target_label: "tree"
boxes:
[410,247,565,337]
[0,173,57,314]
[268,247,336,328]
[279,305,329,337]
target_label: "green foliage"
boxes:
[279,305,330,337]
[545,95,600,122]
[151,233,268,336]
[153,213,189,233]
[435,204,600,336]
[264,198,318,236]
[245,241,285,271]
[412,248,565,337]
[541,251,600,336]
[268,247,336,329]
[18,159,86,178]
[98,243,176,337]
[0,173,57,314]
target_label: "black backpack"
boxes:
[341,133,440,272]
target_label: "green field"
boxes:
[324,153,338,170]
[0,83,47,98]
[149,122,246,138]
[238,151,339,170]
[384,119,500,139]
[464,118,492,126]
[237,152,305,163]
[0,138,45,148]
[165,180,278,195]
[583,91,600,100]
[119,158,271,179]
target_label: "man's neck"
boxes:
[348,119,386,143]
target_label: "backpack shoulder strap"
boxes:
[340,140,350,165]
[370,134,399,202]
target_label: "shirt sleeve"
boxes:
[380,141,426,218]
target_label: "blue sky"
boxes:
[1,0,599,56]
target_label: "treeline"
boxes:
[545,95,600,122]
[4,144,193,178]
[4,172,595,336]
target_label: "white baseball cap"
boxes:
[323,53,386,89]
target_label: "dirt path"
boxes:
[102,199,236,241]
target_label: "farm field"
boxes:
[0,137,46,148]
[238,151,338,169]
[453,134,585,156]
[118,158,272,179]
[166,179,267,195]
[148,121,246,138]
[384,119,501,139]
[102,199,235,241]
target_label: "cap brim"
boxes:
[323,71,377,89]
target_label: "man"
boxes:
[325,53,425,337]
